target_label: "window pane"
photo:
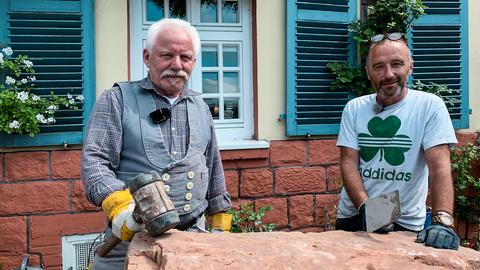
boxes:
[202,46,218,67]
[223,72,239,93]
[147,0,165,21]
[222,0,239,23]
[204,98,220,119]
[201,0,217,23]
[224,98,239,119]
[169,0,186,19]
[223,45,238,67]
[202,72,219,93]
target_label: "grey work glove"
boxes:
[358,203,394,233]
[415,224,460,250]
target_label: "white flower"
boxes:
[67,93,73,99]
[76,95,84,102]
[23,60,33,68]
[47,117,56,124]
[0,53,3,64]
[20,78,28,84]
[32,95,40,101]
[2,47,13,56]
[5,76,16,85]
[36,114,48,124]
[47,105,58,114]
[16,91,29,102]
[69,99,76,105]
[28,75,36,82]
[9,120,20,129]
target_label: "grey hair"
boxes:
[145,18,201,58]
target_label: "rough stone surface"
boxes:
[255,197,288,228]
[4,152,49,181]
[289,195,314,229]
[51,150,81,179]
[0,216,26,253]
[72,181,100,211]
[224,170,239,199]
[276,167,326,193]
[308,139,339,165]
[127,230,480,270]
[270,141,307,166]
[240,169,273,197]
[0,182,69,214]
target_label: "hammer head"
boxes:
[129,171,180,236]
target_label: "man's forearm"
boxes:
[340,147,368,209]
[426,144,455,214]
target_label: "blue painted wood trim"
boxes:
[285,0,297,136]
[458,0,469,129]
[81,0,96,138]
[10,0,81,12]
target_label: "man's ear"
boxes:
[408,59,414,76]
[143,49,150,68]
[365,65,371,80]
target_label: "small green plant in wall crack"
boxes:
[0,45,83,136]
[227,202,276,233]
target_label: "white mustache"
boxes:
[160,69,189,80]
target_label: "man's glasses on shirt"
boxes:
[150,108,171,124]
[370,32,405,43]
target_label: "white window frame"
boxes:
[130,0,256,146]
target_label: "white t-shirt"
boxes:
[336,89,457,231]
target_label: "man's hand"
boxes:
[358,203,394,233]
[101,189,144,241]
[415,224,460,250]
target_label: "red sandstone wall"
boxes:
[0,133,478,269]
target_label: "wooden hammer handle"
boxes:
[95,235,122,257]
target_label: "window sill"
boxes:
[218,139,270,150]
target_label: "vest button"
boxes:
[185,192,192,200]
[186,182,194,190]
[162,173,170,181]
[164,185,170,192]
[183,204,191,212]
[187,171,195,179]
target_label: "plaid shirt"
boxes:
[81,77,228,210]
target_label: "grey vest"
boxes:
[115,81,211,224]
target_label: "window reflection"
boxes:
[223,45,238,67]
[223,72,239,93]
[224,98,239,119]
[147,0,165,21]
[222,0,238,23]
[201,0,217,23]
[205,98,220,119]
[169,0,186,19]
[202,72,219,93]
[202,45,218,67]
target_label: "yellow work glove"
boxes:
[101,189,144,241]
[210,212,233,233]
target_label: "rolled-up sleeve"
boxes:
[204,104,232,214]
[81,87,125,206]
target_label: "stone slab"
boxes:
[126,230,480,270]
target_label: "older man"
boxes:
[81,18,232,269]
[335,33,460,250]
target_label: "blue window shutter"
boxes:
[410,0,468,129]
[0,0,95,147]
[286,0,357,136]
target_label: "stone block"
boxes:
[51,150,81,179]
[270,140,306,167]
[0,216,26,253]
[308,139,339,165]
[4,152,49,181]
[240,169,273,197]
[0,182,69,215]
[275,167,326,194]
[224,170,239,199]
[326,165,342,192]
[255,197,288,228]
[127,230,480,270]
[315,194,340,230]
[289,195,314,229]
[455,132,478,148]
[72,181,100,211]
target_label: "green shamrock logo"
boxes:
[358,116,412,166]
